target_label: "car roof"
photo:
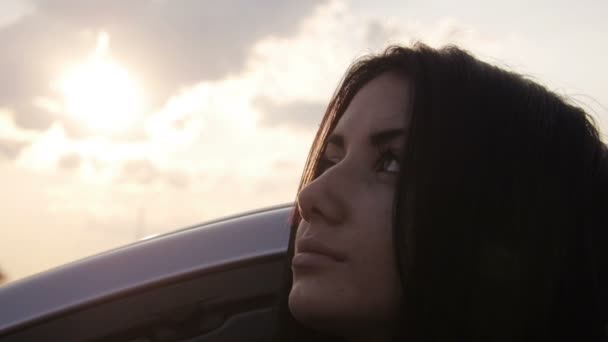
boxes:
[0,204,292,334]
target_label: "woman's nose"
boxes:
[297,163,347,225]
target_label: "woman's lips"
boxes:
[292,238,346,268]
[292,252,338,267]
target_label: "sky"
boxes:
[0,0,606,284]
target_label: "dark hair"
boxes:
[275,43,608,341]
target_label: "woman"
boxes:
[274,43,608,341]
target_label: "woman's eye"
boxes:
[317,151,401,175]
[377,151,401,173]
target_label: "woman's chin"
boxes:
[288,280,351,327]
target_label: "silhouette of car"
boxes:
[0,204,292,341]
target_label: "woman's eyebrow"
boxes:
[326,128,404,149]
[370,128,405,146]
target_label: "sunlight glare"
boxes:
[58,32,143,133]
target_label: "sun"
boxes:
[57,32,143,133]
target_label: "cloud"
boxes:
[4,0,518,174]
[0,110,39,161]
[254,96,326,130]
[118,159,190,189]
[120,159,159,185]
[0,0,326,134]
[0,0,35,29]
[242,0,515,131]
[0,10,92,131]
[57,152,81,170]
[0,139,26,160]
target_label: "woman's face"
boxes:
[289,72,410,338]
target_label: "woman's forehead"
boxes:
[333,72,411,139]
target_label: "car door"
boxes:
[0,205,292,342]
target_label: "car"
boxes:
[0,204,292,341]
